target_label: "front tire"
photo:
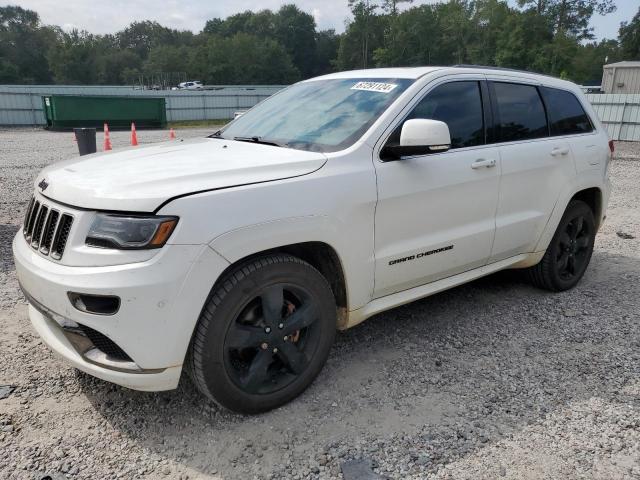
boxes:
[527,200,596,292]
[188,254,336,414]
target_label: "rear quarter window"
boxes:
[540,87,593,136]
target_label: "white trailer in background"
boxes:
[602,61,640,95]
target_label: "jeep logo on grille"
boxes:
[38,179,49,191]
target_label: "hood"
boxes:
[36,138,327,212]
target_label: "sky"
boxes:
[5,0,637,40]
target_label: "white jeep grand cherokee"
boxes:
[13,67,612,413]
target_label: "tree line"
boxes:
[1,1,639,87]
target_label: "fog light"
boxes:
[68,292,120,315]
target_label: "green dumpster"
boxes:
[42,95,166,130]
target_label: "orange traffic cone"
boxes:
[169,128,176,140]
[103,123,112,151]
[130,122,138,146]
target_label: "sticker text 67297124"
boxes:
[351,82,398,94]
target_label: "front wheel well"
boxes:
[217,242,348,328]
[570,187,602,229]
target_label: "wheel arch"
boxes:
[570,187,603,230]
[535,183,604,253]
[212,241,349,329]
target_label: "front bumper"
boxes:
[13,232,229,391]
[28,304,182,391]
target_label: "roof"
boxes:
[604,61,640,68]
[303,66,579,92]
[309,65,568,85]
[312,67,443,80]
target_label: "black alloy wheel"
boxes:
[224,283,322,395]
[188,254,336,413]
[527,200,596,292]
[555,214,592,282]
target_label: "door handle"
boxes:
[551,147,570,157]
[471,158,496,169]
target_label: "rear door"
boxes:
[487,80,576,262]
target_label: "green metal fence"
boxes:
[0,85,285,126]
[586,94,640,141]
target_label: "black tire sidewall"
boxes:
[546,201,596,290]
[194,257,336,413]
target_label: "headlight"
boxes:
[86,214,178,250]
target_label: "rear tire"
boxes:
[188,254,336,414]
[527,200,596,292]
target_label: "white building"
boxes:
[602,61,640,94]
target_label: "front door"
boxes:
[373,80,500,298]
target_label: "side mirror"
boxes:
[382,119,451,161]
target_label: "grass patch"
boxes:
[167,119,230,129]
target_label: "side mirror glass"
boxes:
[382,119,451,161]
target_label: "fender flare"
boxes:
[534,171,605,252]
[208,215,372,312]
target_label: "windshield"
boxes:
[216,78,414,153]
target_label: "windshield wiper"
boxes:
[233,136,287,148]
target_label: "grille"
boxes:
[31,206,48,247]
[23,197,35,236]
[39,210,59,254]
[23,196,74,260]
[51,214,73,259]
[24,200,40,241]
[78,324,132,362]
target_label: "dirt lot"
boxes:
[1,129,639,480]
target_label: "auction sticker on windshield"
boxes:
[351,82,398,93]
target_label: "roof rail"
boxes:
[452,64,552,77]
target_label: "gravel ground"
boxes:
[1,129,639,480]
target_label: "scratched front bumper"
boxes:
[13,232,226,374]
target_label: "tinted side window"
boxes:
[493,82,548,142]
[387,81,484,150]
[540,87,593,136]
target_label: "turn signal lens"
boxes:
[149,219,178,247]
